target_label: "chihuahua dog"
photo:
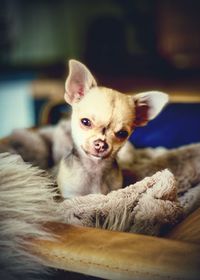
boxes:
[57,60,168,198]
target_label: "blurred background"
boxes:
[1,0,200,146]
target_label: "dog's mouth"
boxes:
[81,147,112,160]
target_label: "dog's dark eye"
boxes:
[115,130,129,139]
[81,118,91,127]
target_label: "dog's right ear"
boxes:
[64,60,97,104]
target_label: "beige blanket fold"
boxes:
[57,169,182,236]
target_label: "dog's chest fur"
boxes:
[57,148,122,198]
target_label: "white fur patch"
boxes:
[0,153,58,279]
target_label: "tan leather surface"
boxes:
[166,208,200,244]
[29,222,200,280]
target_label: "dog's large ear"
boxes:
[133,91,169,126]
[64,60,97,104]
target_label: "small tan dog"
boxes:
[57,60,168,198]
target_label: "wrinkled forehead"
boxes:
[74,87,135,128]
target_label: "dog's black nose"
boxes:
[94,140,109,153]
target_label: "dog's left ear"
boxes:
[133,91,169,126]
[64,59,97,104]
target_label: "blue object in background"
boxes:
[130,103,200,148]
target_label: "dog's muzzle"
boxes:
[94,139,109,153]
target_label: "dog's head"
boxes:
[64,60,168,160]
